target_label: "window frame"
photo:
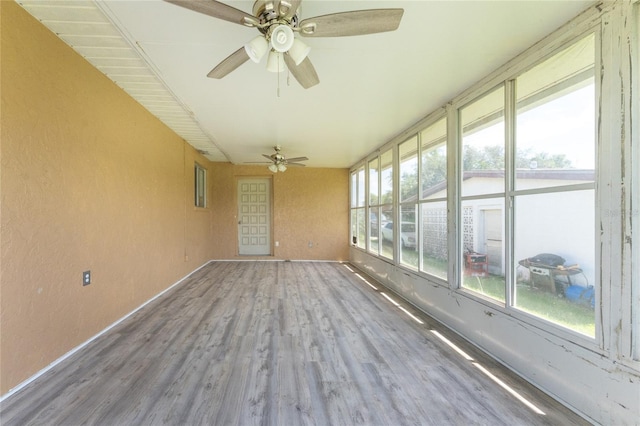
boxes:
[506,31,599,338]
[457,83,508,305]
[419,118,449,281]
[398,135,419,269]
[349,28,601,343]
[350,166,367,248]
[194,162,207,208]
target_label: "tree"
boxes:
[421,148,447,192]
[463,145,504,171]
[515,148,572,169]
[464,145,572,171]
[400,145,571,199]
[400,167,418,201]
[388,145,573,202]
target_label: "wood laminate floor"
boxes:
[1,261,588,425]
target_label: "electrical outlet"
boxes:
[83,270,91,286]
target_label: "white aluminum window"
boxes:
[511,33,596,336]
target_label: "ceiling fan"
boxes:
[164,0,404,89]
[262,145,308,172]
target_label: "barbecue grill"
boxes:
[518,253,585,296]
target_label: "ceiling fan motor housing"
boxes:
[273,145,284,163]
[253,1,299,33]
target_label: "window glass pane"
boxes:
[461,86,505,197]
[400,205,418,268]
[380,149,393,204]
[516,34,595,190]
[356,167,365,207]
[421,118,447,200]
[350,209,357,244]
[195,164,206,208]
[368,157,380,254]
[380,208,394,260]
[369,207,380,254]
[514,190,595,336]
[350,172,357,208]
[462,198,505,302]
[421,201,448,279]
[369,158,379,205]
[399,136,418,202]
[356,208,366,249]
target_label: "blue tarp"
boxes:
[565,285,595,308]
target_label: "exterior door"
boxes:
[482,209,503,275]
[237,178,271,255]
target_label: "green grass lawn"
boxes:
[462,274,594,336]
[515,284,595,336]
[378,241,595,336]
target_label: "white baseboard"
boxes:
[0,260,213,402]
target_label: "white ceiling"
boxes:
[18,0,595,168]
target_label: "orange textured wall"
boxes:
[210,164,349,261]
[0,1,215,395]
[0,1,349,396]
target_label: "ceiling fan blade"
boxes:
[299,9,404,37]
[287,163,306,167]
[164,0,258,27]
[207,47,250,79]
[262,154,275,161]
[286,156,309,163]
[283,54,319,89]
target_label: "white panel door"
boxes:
[237,178,271,255]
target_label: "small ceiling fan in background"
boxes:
[262,145,308,172]
[164,0,404,89]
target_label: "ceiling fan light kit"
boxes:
[266,51,285,73]
[288,38,311,65]
[165,0,404,89]
[268,163,287,173]
[244,35,269,63]
[270,24,295,52]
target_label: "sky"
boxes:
[465,83,596,170]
